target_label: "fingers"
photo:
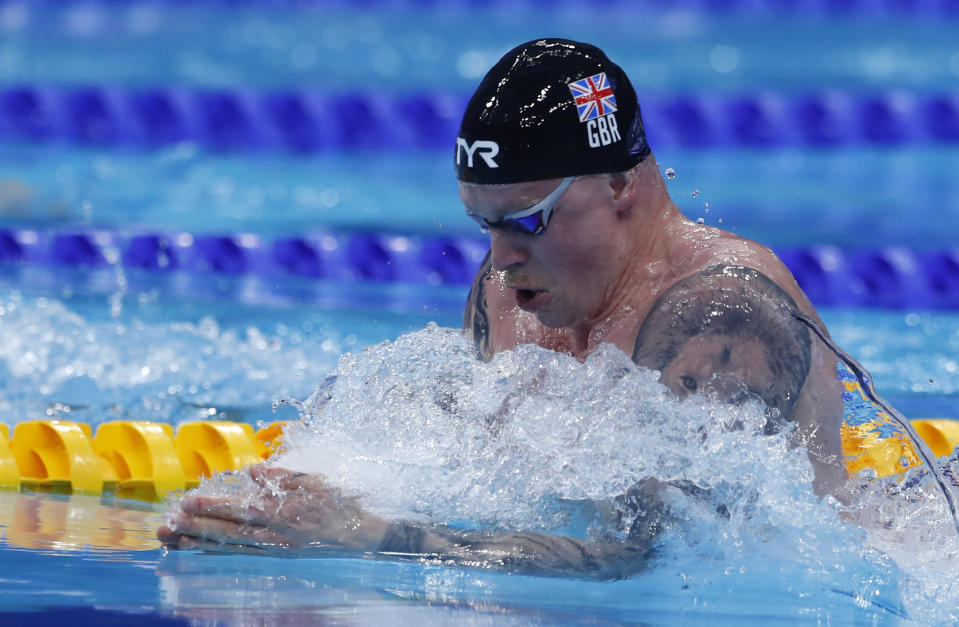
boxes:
[157,524,178,544]
[157,525,264,553]
[168,532,271,555]
[178,494,260,524]
[162,511,291,549]
[160,464,339,554]
[248,464,326,493]
[174,536,269,555]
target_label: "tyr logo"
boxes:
[456,138,500,168]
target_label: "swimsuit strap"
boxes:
[838,360,922,478]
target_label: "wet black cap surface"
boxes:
[455,38,650,184]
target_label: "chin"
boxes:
[533,309,575,329]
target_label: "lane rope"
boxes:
[2,227,958,309]
[2,418,958,502]
[6,0,959,20]
[1,85,957,152]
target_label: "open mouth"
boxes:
[515,288,543,309]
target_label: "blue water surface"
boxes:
[1,0,958,624]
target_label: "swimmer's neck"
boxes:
[564,200,686,358]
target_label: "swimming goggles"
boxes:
[467,176,576,235]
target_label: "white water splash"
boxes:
[0,290,340,425]
[6,287,956,620]
[277,326,802,529]
[239,325,959,620]
[172,327,890,608]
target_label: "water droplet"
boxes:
[691,190,700,198]
[665,168,676,180]
[696,217,705,224]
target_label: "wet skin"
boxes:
[461,159,846,494]
[459,175,639,334]
[159,464,652,578]
[160,158,848,561]
[658,333,774,405]
[157,465,388,553]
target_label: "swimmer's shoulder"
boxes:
[670,222,821,322]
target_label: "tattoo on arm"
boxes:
[378,522,428,555]
[632,264,811,422]
[372,479,677,579]
[377,523,652,579]
[463,250,492,361]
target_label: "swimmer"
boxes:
[159,38,849,574]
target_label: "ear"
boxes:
[607,168,637,217]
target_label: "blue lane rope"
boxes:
[6,0,959,18]
[1,85,957,152]
[1,227,957,310]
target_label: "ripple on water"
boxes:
[185,325,959,622]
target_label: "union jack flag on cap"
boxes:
[568,72,617,123]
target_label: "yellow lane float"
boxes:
[12,421,103,494]
[0,423,21,489]
[173,421,263,489]
[93,421,185,500]
[0,419,292,500]
[0,418,956,502]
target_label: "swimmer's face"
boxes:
[459,176,623,329]
[658,333,773,407]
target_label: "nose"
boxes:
[488,229,528,272]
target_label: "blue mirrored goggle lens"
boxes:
[466,177,575,236]
[467,210,545,235]
[507,212,545,234]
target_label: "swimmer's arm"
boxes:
[462,250,492,361]
[161,499,650,579]
[375,478,669,579]
[374,522,651,579]
[159,466,658,579]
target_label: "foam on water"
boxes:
[175,324,959,618]
[4,286,958,620]
[275,326,809,529]
[0,289,341,425]
[840,459,959,622]
[221,324,957,621]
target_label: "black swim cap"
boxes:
[455,38,651,185]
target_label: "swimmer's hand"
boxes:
[158,465,656,579]
[157,465,388,554]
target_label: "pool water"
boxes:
[0,486,906,624]
[2,0,959,625]
[3,143,958,248]
[0,286,956,624]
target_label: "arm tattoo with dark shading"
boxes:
[463,250,493,360]
[376,522,654,579]
[372,482,673,579]
[378,522,428,555]
[632,264,811,421]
